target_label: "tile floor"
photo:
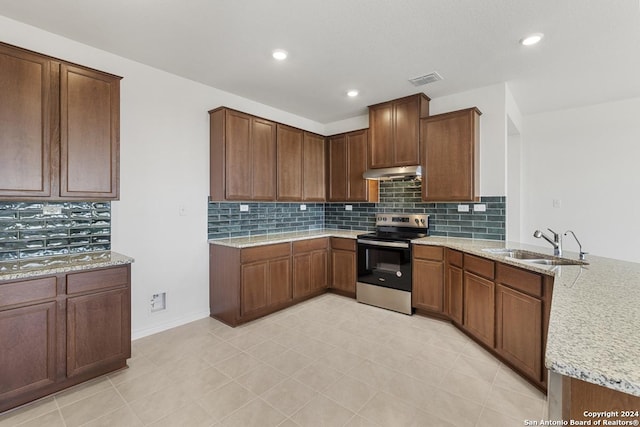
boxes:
[0,294,548,426]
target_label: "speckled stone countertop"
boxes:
[0,251,134,281]
[211,231,640,397]
[207,229,363,248]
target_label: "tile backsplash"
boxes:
[208,178,505,241]
[0,201,111,261]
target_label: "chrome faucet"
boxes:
[533,228,562,256]
[564,230,588,260]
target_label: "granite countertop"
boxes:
[208,229,364,248]
[0,251,135,281]
[210,230,640,397]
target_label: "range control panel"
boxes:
[375,213,429,229]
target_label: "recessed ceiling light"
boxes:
[272,49,288,60]
[520,33,544,46]
[347,90,359,97]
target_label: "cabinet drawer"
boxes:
[0,277,57,309]
[496,263,543,298]
[67,266,129,295]
[413,245,443,261]
[331,237,356,251]
[464,254,495,280]
[447,249,463,268]
[293,238,328,254]
[241,243,291,263]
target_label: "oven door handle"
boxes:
[357,239,410,249]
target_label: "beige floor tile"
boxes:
[245,339,288,360]
[148,402,213,427]
[484,385,546,421]
[318,348,367,374]
[54,376,112,408]
[178,366,233,398]
[476,407,524,427]
[198,381,256,422]
[107,355,158,386]
[343,415,381,427]
[460,339,499,362]
[158,354,214,380]
[211,324,252,341]
[322,376,377,413]
[381,372,438,409]
[213,352,263,379]
[290,336,336,360]
[366,343,413,371]
[263,349,313,376]
[81,406,143,427]
[493,364,546,399]
[270,329,308,349]
[128,384,195,425]
[219,398,286,427]
[359,391,451,427]
[0,397,57,426]
[346,360,397,389]
[428,333,469,353]
[277,418,300,427]
[292,360,343,392]
[395,355,448,386]
[114,366,177,403]
[13,410,65,427]
[235,364,287,395]
[200,341,243,365]
[291,394,354,427]
[59,387,125,427]
[262,378,317,417]
[423,388,483,427]
[439,369,493,404]
[450,354,500,383]
[225,330,268,351]
[412,346,460,371]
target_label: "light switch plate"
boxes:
[43,205,62,215]
[457,205,469,212]
[300,204,307,211]
[474,204,486,212]
[345,205,353,211]
[240,204,249,212]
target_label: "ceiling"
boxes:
[1,0,639,124]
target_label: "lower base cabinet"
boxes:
[293,239,329,298]
[412,245,444,313]
[0,265,131,413]
[329,238,356,295]
[463,271,495,347]
[445,249,464,324]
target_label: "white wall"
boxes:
[0,15,326,338]
[521,97,640,263]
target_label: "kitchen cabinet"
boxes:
[495,263,547,383]
[329,237,357,295]
[444,249,464,324]
[367,93,430,169]
[292,238,328,298]
[412,245,444,313]
[0,265,131,413]
[462,254,495,347]
[421,107,481,202]
[209,108,277,201]
[327,129,378,202]
[0,42,121,200]
[276,125,325,201]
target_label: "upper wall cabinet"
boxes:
[276,124,325,202]
[421,107,481,202]
[327,129,378,202]
[367,93,430,169]
[210,108,277,201]
[0,42,121,200]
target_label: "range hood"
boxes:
[363,165,422,180]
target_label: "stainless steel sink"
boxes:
[482,248,588,266]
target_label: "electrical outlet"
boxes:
[457,205,469,212]
[151,292,166,312]
[474,204,486,212]
[43,205,62,215]
[553,199,562,208]
[300,204,307,211]
[240,204,249,212]
[345,205,353,211]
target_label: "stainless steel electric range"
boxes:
[356,213,429,315]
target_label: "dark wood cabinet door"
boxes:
[346,130,369,201]
[241,261,269,315]
[0,302,57,402]
[251,118,277,200]
[293,253,312,298]
[0,44,53,198]
[445,264,464,324]
[463,271,495,347]
[368,103,393,168]
[277,125,303,201]
[393,96,421,166]
[328,135,347,201]
[331,249,356,293]
[412,259,444,312]
[224,110,252,199]
[303,133,326,201]
[496,284,542,381]
[422,108,480,202]
[310,250,328,292]
[60,64,120,199]
[66,288,130,378]
[269,257,292,305]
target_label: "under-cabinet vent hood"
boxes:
[363,165,422,180]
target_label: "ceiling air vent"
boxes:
[408,72,443,86]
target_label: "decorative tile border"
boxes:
[0,202,111,261]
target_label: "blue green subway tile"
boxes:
[447,232,474,238]
[0,251,19,261]
[0,231,19,241]
[480,196,504,203]
[472,233,504,240]
[460,227,488,233]
[460,214,485,221]
[473,221,505,228]
[487,228,505,235]
[0,211,18,220]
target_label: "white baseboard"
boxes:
[131,310,210,341]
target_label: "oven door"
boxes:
[357,240,412,292]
